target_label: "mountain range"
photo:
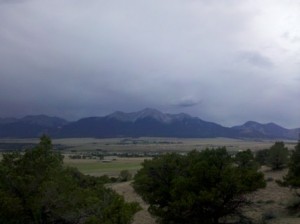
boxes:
[0,108,299,139]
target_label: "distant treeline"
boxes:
[0,143,66,151]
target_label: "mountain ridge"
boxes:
[107,108,192,123]
[0,109,299,139]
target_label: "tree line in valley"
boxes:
[1,136,300,224]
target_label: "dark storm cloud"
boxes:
[173,98,201,108]
[0,0,299,128]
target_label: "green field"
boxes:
[64,157,149,177]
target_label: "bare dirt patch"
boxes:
[110,181,156,224]
[244,167,299,223]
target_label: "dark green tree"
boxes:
[255,149,270,166]
[0,135,140,224]
[280,141,300,193]
[267,142,289,170]
[133,147,266,224]
[119,169,132,182]
[235,149,258,169]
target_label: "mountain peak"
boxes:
[241,121,284,130]
[231,120,293,139]
[135,108,171,122]
[138,108,161,115]
[107,108,172,123]
[243,121,261,127]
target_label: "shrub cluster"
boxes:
[0,136,140,224]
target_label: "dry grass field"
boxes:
[0,137,297,152]
[52,137,296,152]
[244,167,298,224]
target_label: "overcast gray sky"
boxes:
[0,0,299,128]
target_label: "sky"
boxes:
[0,0,299,128]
